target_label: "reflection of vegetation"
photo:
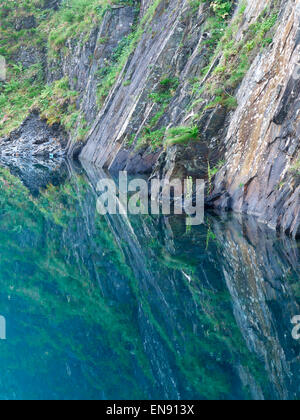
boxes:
[0,167,152,399]
[130,215,270,399]
[206,228,217,250]
[0,167,298,400]
[160,249,197,274]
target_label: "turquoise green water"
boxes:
[0,161,299,400]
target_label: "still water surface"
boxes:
[0,159,299,400]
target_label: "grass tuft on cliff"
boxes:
[165,126,200,147]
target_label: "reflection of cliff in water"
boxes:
[212,214,299,400]
[81,162,300,400]
[0,160,299,400]
[0,156,68,196]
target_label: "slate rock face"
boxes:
[13,46,45,69]
[43,0,62,10]
[211,0,300,238]
[80,0,206,170]
[1,0,299,237]
[45,5,136,154]
[0,111,68,158]
[65,0,300,237]
[15,15,36,31]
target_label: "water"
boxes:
[0,159,299,400]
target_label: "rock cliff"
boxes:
[0,0,299,237]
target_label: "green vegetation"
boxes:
[207,159,225,193]
[136,127,166,151]
[135,125,200,151]
[0,0,139,138]
[47,0,110,50]
[289,157,300,176]
[46,0,139,53]
[165,126,199,146]
[210,159,225,176]
[148,77,180,104]
[33,77,79,127]
[133,76,180,150]
[190,0,279,112]
[96,0,163,105]
[0,1,76,136]
[96,30,136,104]
[0,62,44,135]
[0,1,45,135]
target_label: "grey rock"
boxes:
[13,46,45,69]
[46,6,136,155]
[208,0,300,238]
[15,15,36,31]
[0,111,68,158]
[43,0,62,10]
[80,0,207,171]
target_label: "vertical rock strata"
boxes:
[0,0,299,237]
